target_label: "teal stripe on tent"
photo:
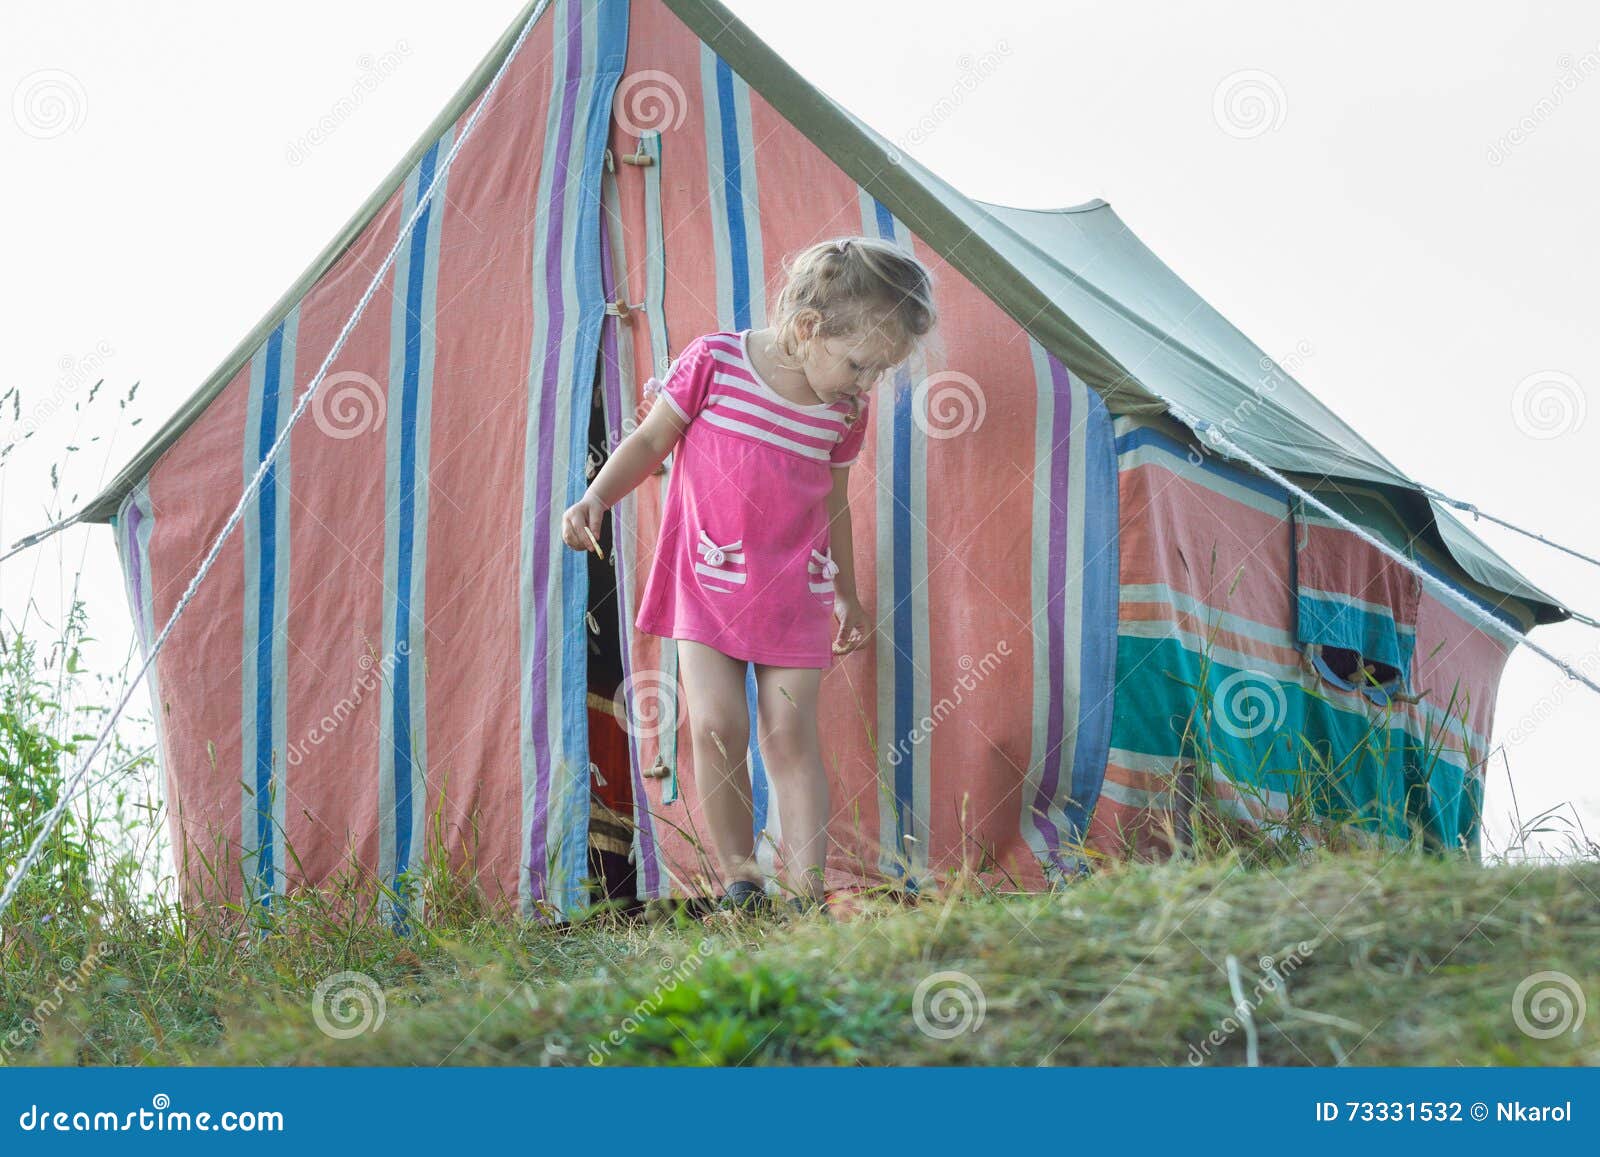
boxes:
[637,126,683,809]
[241,309,298,911]
[1109,633,1482,847]
[1295,593,1416,681]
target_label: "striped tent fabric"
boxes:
[1096,414,1527,856]
[99,0,1547,919]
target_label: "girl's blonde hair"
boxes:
[770,236,937,380]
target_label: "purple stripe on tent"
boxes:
[598,197,663,897]
[526,0,585,902]
[126,499,146,648]
[1030,354,1073,871]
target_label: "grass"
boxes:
[4,849,1597,1067]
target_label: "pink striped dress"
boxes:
[633,329,870,668]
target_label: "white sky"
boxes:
[3,0,1595,858]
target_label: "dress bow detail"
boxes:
[699,530,742,568]
[811,548,840,581]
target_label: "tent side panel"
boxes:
[419,13,562,913]
[139,358,251,907]
[1094,414,1521,855]
[278,184,402,907]
[126,0,603,916]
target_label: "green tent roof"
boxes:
[81,0,1567,625]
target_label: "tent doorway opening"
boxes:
[583,360,639,910]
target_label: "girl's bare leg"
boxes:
[754,663,828,904]
[676,640,760,890]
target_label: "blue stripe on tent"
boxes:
[253,323,284,910]
[390,140,438,923]
[1065,386,1117,840]
[712,51,771,852]
[550,0,630,909]
[870,195,916,885]
[1114,424,1289,505]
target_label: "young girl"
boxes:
[561,236,936,915]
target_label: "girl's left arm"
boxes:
[826,467,869,653]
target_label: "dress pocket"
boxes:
[808,547,839,602]
[694,529,746,594]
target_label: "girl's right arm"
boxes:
[560,395,688,552]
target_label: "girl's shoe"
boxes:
[783,894,829,919]
[715,879,770,915]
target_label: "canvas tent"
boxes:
[85,0,1568,918]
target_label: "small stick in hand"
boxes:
[583,525,605,560]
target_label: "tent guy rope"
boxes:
[0,0,554,928]
[1174,410,1600,700]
